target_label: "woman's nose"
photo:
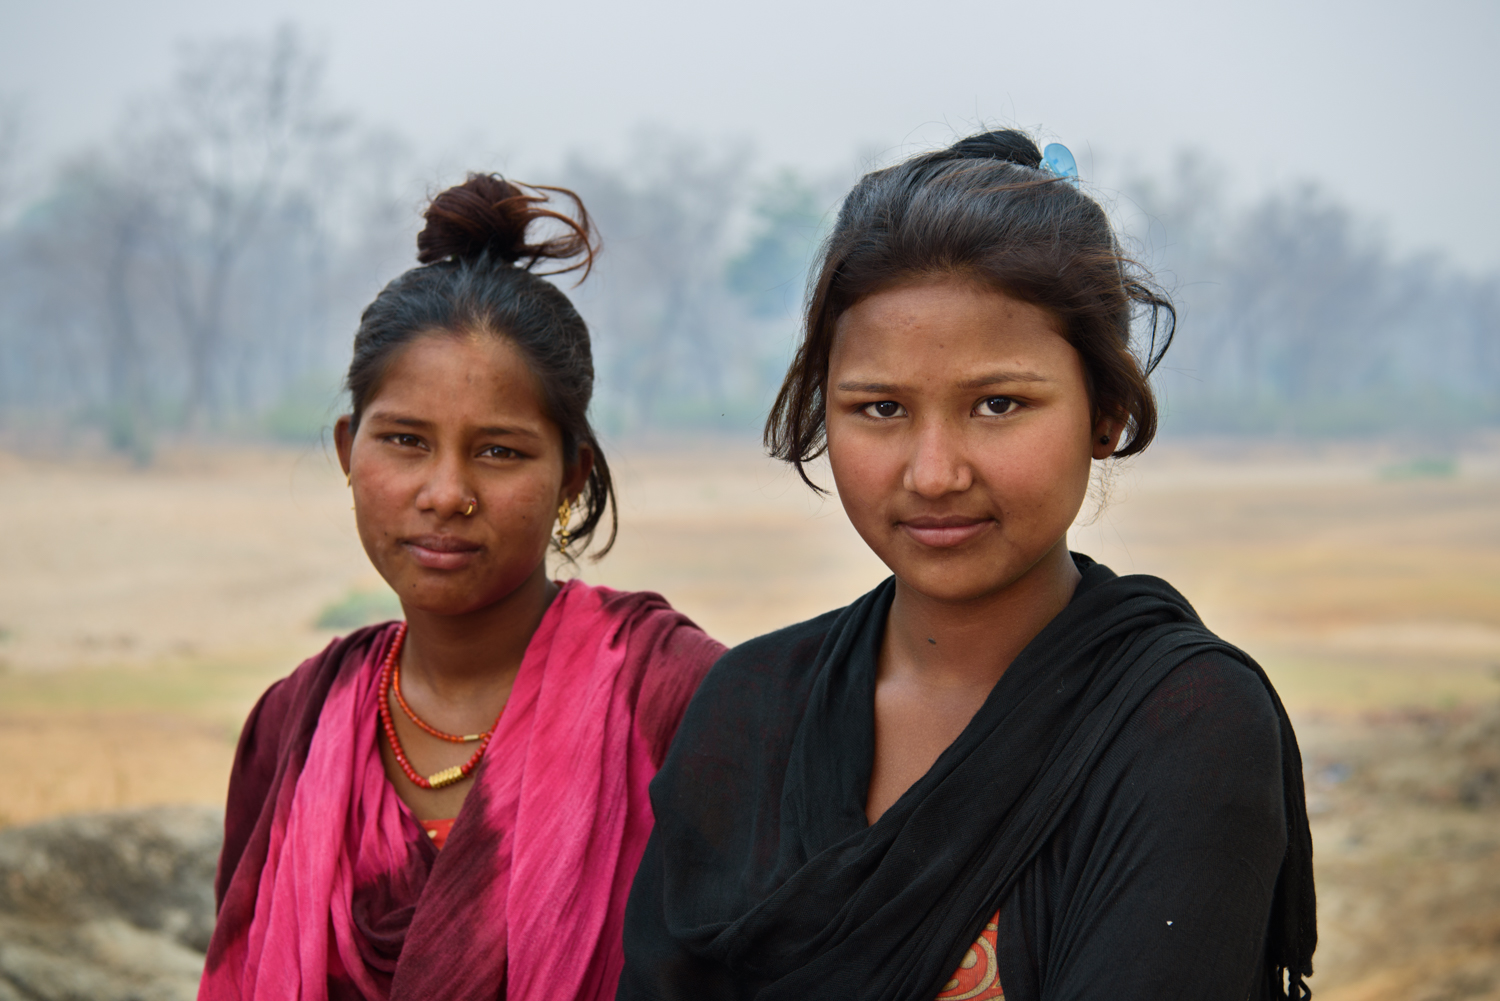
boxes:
[903,419,973,498]
[417,453,474,518]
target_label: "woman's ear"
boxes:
[1092,418,1120,460]
[334,416,355,476]
[564,443,595,502]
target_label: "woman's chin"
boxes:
[895,572,1013,606]
[886,550,1053,606]
[390,586,492,620]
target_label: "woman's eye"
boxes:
[387,433,424,448]
[976,396,1018,417]
[480,445,518,460]
[861,401,906,419]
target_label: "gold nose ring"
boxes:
[463,499,477,517]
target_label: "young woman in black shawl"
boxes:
[618,130,1316,1001]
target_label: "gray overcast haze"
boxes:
[2,0,1497,267]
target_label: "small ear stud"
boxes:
[1099,435,1110,444]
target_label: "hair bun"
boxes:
[416,173,597,276]
[942,130,1043,169]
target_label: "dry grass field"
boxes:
[2,436,1499,997]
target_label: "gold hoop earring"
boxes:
[463,499,477,517]
[555,497,574,554]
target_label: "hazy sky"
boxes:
[3,0,1497,269]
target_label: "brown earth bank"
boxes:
[1,439,1498,995]
[1302,703,1500,1000]
[0,807,218,1001]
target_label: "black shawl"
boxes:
[619,556,1315,1001]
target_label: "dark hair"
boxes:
[346,173,616,556]
[766,129,1174,490]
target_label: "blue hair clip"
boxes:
[1041,143,1079,181]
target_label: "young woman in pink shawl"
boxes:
[199,175,726,1001]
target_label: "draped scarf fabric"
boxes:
[620,557,1315,1001]
[201,580,725,1001]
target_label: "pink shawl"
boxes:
[200,581,725,1001]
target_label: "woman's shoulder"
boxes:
[1082,566,1285,748]
[297,621,396,686]
[686,606,847,712]
[1095,647,1287,824]
[654,608,848,782]
[560,579,703,630]
[559,579,727,667]
[728,606,844,668]
[1134,647,1281,739]
[243,623,397,750]
[1039,648,1290,884]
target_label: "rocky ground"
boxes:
[1306,701,1500,1000]
[0,808,219,1001]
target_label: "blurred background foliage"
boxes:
[0,26,1494,466]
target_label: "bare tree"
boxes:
[0,27,424,453]
[126,24,348,425]
[727,168,830,321]
[0,97,22,222]
[89,167,157,460]
[563,129,752,426]
[0,97,24,423]
[7,157,161,457]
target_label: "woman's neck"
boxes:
[885,539,1081,691]
[399,563,558,702]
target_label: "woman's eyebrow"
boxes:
[363,412,430,428]
[364,412,543,439]
[960,371,1051,388]
[476,425,543,439]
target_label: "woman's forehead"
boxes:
[365,332,551,426]
[830,283,1075,376]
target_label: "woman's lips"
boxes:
[898,517,993,548]
[403,535,482,570]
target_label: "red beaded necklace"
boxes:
[394,661,485,743]
[377,622,502,790]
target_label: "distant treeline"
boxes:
[0,27,1494,461]
[1123,157,1500,436]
